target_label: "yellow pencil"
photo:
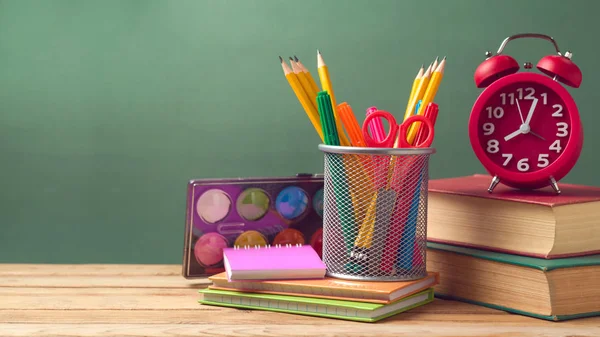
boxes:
[401,63,431,123]
[415,63,432,103]
[295,55,321,95]
[317,50,351,147]
[290,57,319,112]
[431,56,439,77]
[405,65,424,113]
[406,56,446,144]
[280,56,324,141]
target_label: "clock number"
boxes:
[486,139,499,154]
[482,123,494,135]
[500,92,515,105]
[501,153,513,166]
[541,93,548,105]
[517,158,529,172]
[486,106,504,119]
[556,122,569,137]
[552,104,563,117]
[508,87,535,102]
[549,140,562,153]
[523,87,535,100]
[538,154,550,168]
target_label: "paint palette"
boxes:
[182,174,324,278]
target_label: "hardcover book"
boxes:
[426,242,600,321]
[427,174,600,258]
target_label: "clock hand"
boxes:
[523,97,539,126]
[504,129,522,141]
[516,99,525,124]
[529,130,545,141]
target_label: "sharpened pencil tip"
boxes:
[317,49,321,55]
[289,56,294,62]
[279,56,283,63]
[294,55,299,62]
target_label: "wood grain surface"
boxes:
[1,264,598,336]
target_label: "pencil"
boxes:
[290,57,319,112]
[295,56,321,96]
[407,57,446,145]
[415,63,432,103]
[280,56,324,142]
[431,57,439,77]
[396,64,432,147]
[405,65,424,114]
[317,50,351,147]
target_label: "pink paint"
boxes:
[194,232,229,267]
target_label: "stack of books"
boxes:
[198,244,439,322]
[425,174,600,321]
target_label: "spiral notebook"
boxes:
[223,244,327,281]
[199,288,435,323]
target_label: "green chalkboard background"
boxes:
[1,0,598,263]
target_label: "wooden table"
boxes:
[1,264,598,336]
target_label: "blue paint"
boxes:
[312,188,324,218]
[275,186,309,220]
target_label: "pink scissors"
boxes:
[361,110,434,148]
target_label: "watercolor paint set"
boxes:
[182,174,325,278]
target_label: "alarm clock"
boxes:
[468,33,583,194]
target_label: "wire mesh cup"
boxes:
[318,144,435,281]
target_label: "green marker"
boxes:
[317,91,357,256]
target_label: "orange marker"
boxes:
[337,102,366,147]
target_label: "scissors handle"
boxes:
[362,111,398,148]
[397,115,435,148]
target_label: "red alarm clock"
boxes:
[469,33,583,194]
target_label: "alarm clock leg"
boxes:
[487,175,500,193]
[550,177,561,194]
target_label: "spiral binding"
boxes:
[232,243,304,250]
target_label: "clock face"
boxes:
[476,81,571,174]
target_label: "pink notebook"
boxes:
[222,244,327,281]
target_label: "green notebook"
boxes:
[199,287,434,323]
[427,242,600,321]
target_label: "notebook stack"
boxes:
[425,174,600,321]
[198,244,439,322]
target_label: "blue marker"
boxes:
[414,100,422,115]
[397,167,425,270]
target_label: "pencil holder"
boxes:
[318,144,435,281]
